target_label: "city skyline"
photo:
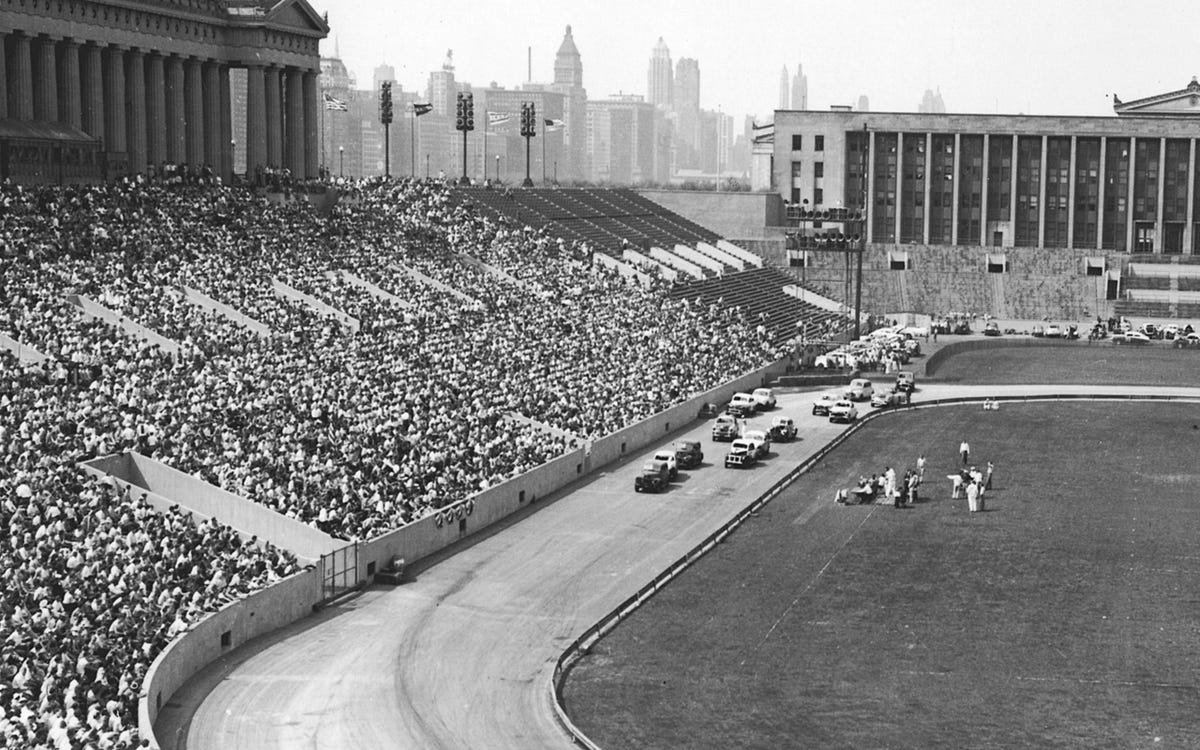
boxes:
[309,0,1200,125]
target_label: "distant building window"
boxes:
[792,134,803,151]
[814,187,824,204]
[815,135,825,151]
[814,162,824,178]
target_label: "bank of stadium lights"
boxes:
[379,82,393,178]
[519,101,537,188]
[455,91,475,185]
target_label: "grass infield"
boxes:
[562,400,1200,749]
[930,342,1200,386]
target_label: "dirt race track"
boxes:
[162,382,1200,750]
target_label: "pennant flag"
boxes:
[413,103,434,116]
[543,118,565,131]
[487,111,513,126]
[323,92,348,112]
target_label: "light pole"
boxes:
[230,139,236,179]
[339,146,344,177]
[495,154,500,183]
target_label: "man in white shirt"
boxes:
[959,440,970,466]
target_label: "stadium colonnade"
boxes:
[0,0,329,182]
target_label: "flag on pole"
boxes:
[543,118,565,131]
[323,92,348,111]
[413,103,434,116]
[487,111,513,127]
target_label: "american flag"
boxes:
[323,92,348,112]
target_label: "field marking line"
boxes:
[742,506,878,663]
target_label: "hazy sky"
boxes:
[310,0,1200,124]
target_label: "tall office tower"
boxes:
[791,63,808,110]
[779,65,790,109]
[427,49,457,116]
[673,57,701,168]
[919,87,946,113]
[373,63,395,91]
[551,25,588,181]
[648,37,673,108]
[856,94,870,112]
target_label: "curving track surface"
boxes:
[165,383,1200,750]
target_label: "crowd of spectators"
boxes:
[1,174,782,746]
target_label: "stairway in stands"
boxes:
[1115,254,1200,320]
[668,266,852,346]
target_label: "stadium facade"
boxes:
[752,80,1200,320]
[0,0,328,182]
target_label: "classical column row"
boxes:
[3,29,323,180]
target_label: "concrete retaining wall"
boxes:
[68,295,181,355]
[81,453,340,563]
[178,286,271,337]
[271,279,361,333]
[0,332,49,364]
[140,567,323,743]
[924,338,1082,377]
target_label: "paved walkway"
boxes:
[169,382,1200,750]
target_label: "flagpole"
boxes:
[411,107,416,179]
[482,113,488,184]
[541,124,546,185]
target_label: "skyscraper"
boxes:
[373,63,395,91]
[918,87,946,113]
[856,95,870,112]
[551,25,588,181]
[779,65,790,109]
[648,37,673,108]
[673,57,701,168]
[427,49,457,116]
[791,63,808,111]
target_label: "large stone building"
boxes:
[0,0,328,183]
[750,80,1200,320]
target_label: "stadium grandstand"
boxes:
[0,172,809,747]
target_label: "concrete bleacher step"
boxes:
[455,253,531,290]
[696,241,746,271]
[623,248,678,282]
[67,294,182,355]
[272,279,362,333]
[178,285,273,337]
[649,246,705,280]
[673,244,727,275]
[717,240,764,268]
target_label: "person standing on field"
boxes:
[959,440,970,466]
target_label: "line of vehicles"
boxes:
[634,372,917,492]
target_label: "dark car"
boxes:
[672,440,704,469]
[634,460,671,493]
[983,321,1001,336]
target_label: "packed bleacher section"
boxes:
[454,186,724,260]
[0,175,783,747]
[669,266,855,345]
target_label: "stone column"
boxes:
[866,130,876,241]
[245,65,268,176]
[303,70,319,178]
[80,42,104,140]
[10,33,34,120]
[32,35,58,122]
[125,48,147,174]
[1008,137,1019,244]
[894,132,903,243]
[0,30,7,120]
[922,132,933,245]
[220,65,233,181]
[980,134,990,246]
[145,53,167,167]
[1037,135,1048,248]
[165,56,186,163]
[103,46,127,153]
[951,133,961,245]
[1156,136,1167,252]
[59,39,82,129]
[1126,139,1137,253]
[285,68,305,175]
[184,58,205,166]
[1186,139,1196,254]
[1096,136,1107,251]
[203,61,222,169]
[265,66,283,166]
[1067,136,1077,249]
